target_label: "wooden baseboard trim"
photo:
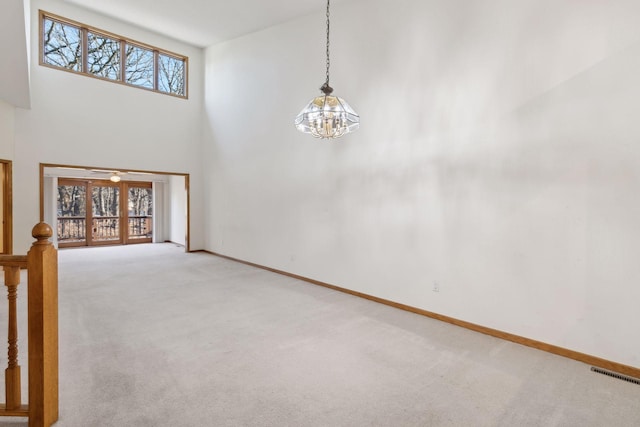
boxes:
[202,250,640,379]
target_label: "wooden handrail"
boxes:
[0,223,59,427]
[0,255,28,268]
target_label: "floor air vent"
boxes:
[591,367,640,385]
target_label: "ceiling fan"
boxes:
[89,169,154,182]
[89,169,124,182]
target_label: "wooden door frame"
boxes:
[39,163,191,252]
[0,159,13,254]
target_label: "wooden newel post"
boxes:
[27,223,59,427]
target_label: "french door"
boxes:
[57,179,152,247]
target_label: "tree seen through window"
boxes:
[41,13,187,97]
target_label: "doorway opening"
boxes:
[40,163,190,251]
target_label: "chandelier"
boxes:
[294,0,359,139]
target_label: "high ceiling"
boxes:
[62,0,352,48]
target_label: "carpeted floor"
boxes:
[1,243,639,426]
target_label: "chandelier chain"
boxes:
[294,0,360,138]
[325,0,330,87]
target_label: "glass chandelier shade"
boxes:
[295,86,359,139]
[295,0,359,139]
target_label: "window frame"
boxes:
[39,10,189,99]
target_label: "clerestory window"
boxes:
[40,11,188,98]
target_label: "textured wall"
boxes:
[203,0,640,367]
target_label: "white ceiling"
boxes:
[62,0,352,48]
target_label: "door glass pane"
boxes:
[92,185,120,242]
[128,187,153,239]
[57,184,87,244]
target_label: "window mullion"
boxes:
[120,39,126,82]
[153,50,159,91]
[81,27,88,74]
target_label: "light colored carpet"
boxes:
[1,243,639,426]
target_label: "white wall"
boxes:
[0,100,15,159]
[42,176,57,247]
[12,0,204,253]
[203,0,640,367]
[152,181,165,243]
[169,175,186,246]
[0,0,31,108]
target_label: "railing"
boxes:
[57,217,85,242]
[0,223,59,427]
[91,217,119,241]
[58,216,153,242]
[128,216,152,239]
